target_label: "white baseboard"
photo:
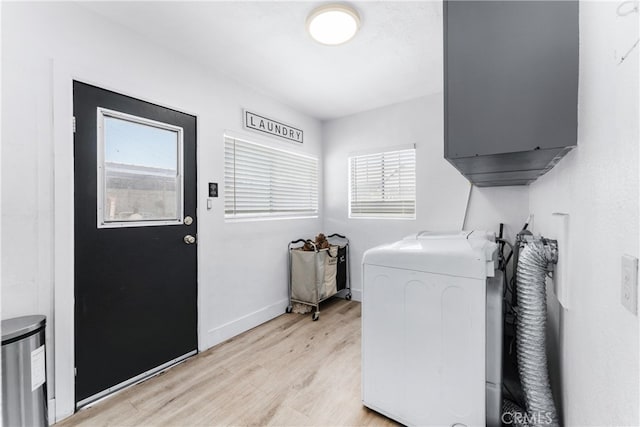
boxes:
[202,291,361,351]
[53,399,74,424]
[203,298,288,350]
[343,288,362,302]
[48,398,56,425]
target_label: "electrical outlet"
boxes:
[621,255,638,315]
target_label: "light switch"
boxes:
[208,182,218,198]
[207,199,213,210]
[621,255,638,315]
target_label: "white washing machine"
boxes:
[362,231,503,427]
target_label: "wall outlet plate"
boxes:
[621,255,638,315]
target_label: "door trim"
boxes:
[76,349,197,408]
[52,60,201,422]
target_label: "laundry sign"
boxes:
[244,110,303,143]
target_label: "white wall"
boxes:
[322,95,531,299]
[529,2,639,425]
[1,2,322,421]
[0,2,4,422]
[4,2,637,426]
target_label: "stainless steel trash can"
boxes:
[2,315,48,427]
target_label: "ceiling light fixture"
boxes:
[306,4,361,46]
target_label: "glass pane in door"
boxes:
[98,110,184,227]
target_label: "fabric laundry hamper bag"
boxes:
[290,246,338,303]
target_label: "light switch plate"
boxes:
[208,182,218,198]
[621,255,638,315]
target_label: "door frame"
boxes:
[52,61,202,421]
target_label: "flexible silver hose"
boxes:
[503,399,529,427]
[516,238,559,427]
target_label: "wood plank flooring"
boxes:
[57,298,399,427]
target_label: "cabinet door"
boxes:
[444,1,578,158]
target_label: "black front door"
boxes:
[73,81,198,406]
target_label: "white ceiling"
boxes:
[79,1,443,121]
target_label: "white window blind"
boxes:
[349,147,416,219]
[224,136,318,219]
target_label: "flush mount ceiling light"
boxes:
[306,4,361,46]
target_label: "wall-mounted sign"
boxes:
[244,110,303,144]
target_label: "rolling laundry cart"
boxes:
[287,233,352,321]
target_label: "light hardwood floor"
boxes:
[57,298,399,427]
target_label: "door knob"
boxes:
[184,234,196,245]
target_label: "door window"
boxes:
[97,108,184,228]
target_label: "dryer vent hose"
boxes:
[503,399,529,427]
[516,237,559,427]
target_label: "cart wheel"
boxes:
[312,312,320,321]
[345,293,352,301]
[286,305,293,313]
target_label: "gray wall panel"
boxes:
[444,1,578,185]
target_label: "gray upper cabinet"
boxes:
[444,1,578,186]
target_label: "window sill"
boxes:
[348,216,416,220]
[225,215,319,223]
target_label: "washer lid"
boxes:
[363,230,497,279]
[2,315,46,343]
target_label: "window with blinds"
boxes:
[349,147,416,219]
[224,136,319,219]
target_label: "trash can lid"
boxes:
[2,315,46,343]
